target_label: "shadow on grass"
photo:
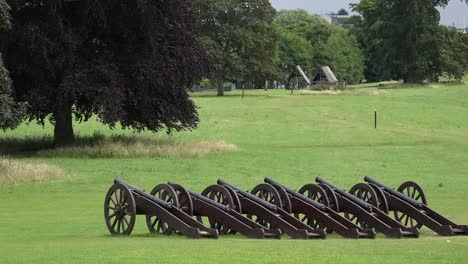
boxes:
[190,92,282,98]
[0,135,55,156]
[100,233,246,240]
[0,133,127,156]
[0,133,238,158]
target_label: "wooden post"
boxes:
[375,109,377,129]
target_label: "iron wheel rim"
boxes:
[201,184,237,234]
[146,184,179,235]
[104,183,136,235]
[394,181,426,229]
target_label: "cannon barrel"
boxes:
[264,177,326,209]
[364,176,423,208]
[114,179,173,209]
[167,182,230,212]
[315,177,373,211]
[190,190,231,211]
[217,179,277,211]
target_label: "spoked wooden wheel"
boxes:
[346,183,380,228]
[349,183,388,213]
[146,184,179,235]
[394,181,427,229]
[317,183,340,212]
[367,183,389,213]
[297,184,330,229]
[270,183,293,213]
[248,184,284,229]
[251,184,284,208]
[104,183,136,235]
[202,185,238,234]
[222,185,242,213]
[299,184,331,207]
[170,183,194,216]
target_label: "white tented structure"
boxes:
[311,66,338,85]
[287,65,311,89]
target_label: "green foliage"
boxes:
[0,0,10,31]
[193,0,279,94]
[273,9,324,36]
[324,28,365,84]
[274,10,364,84]
[0,0,22,130]
[438,26,468,80]
[343,15,363,27]
[337,8,349,16]
[352,0,468,83]
[276,29,313,78]
[0,55,23,130]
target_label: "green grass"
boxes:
[1,82,468,263]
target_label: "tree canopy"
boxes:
[0,0,22,130]
[274,10,364,84]
[193,0,279,95]
[438,26,468,80]
[2,0,210,146]
[337,8,349,16]
[276,29,313,78]
[352,0,468,83]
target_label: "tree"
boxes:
[3,0,211,146]
[337,8,349,16]
[324,27,364,84]
[0,0,22,130]
[276,29,313,77]
[352,0,468,83]
[274,10,364,84]
[343,15,363,26]
[439,26,468,80]
[193,0,279,96]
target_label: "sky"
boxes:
[270,0,468,28]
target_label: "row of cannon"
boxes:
[104,177,468,239]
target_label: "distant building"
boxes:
[321,14,354,29]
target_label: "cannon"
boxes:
[162,182,282,239]
[311,177,420,238]
[262,178,376,239]
[104,179,218,238]
[216,179,327,239]
[346,177,468,236]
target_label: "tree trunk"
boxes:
[217,80,224,96]
[54,102,74,147]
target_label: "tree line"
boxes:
[0,0,467,146]
[192,0,468,95]
[351,0,468,83]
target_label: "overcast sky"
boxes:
[270,0,468,28]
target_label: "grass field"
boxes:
[1,82,467,263]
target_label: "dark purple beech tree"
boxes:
[2,0,211,146]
